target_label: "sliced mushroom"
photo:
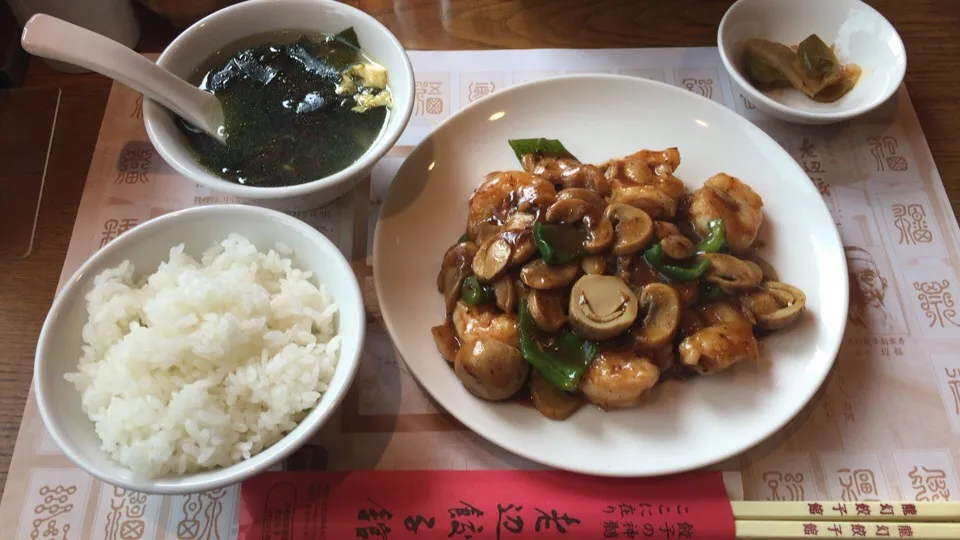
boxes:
[580,348,660,409]
[528,289,567,332]
[530,369,583,420]
[604,203,654,256]
[653,220,681,240]
[557,187,606,210]
[455,339,529,401]
[582,213,614,254]
[502,229,537,266]
[581,254,610,275]
[740,281,806,330]
[744,259,765,280]
[568,275,639,340]
[520,259,579,290]
[514,174,559,214]
[700,253,764,293]
[474,222,501,245]
[472,235,513,283]
[437,241,478,316]
[545,198,614,254]
[503,212,536,230]
[545,197,590,223]
[493,276,518,313]
[631,283,681,349]
[678,323,759,375]
[431,324,460,363]
[612,185,677,218]
[660,235,696,260]
[437,241,478,292]
[615,255,633,283]
[745,256,778,281]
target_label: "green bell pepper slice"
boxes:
[699,281,726,303]
[507,138,577,164]
[533,222,586,265]
[518,298,598,392]
[643,243,711,281]
[460,275,493,305]
[695,219,726,254]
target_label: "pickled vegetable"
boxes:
[740,34,860,103]
[811,64,862,103]
[741,38,802,90]
[796,34,840,82]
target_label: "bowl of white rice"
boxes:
[33,204,364,494]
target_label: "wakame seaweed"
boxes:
[177,28,391,188]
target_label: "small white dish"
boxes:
[144,0,415,211]
[718,0,906,125]
[34,204,365,494]
[374,74,848,477]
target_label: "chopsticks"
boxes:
[731,501,960,539]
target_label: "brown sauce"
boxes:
[508,384,535,408]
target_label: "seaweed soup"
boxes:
[177,28,392,188]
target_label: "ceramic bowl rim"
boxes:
[142,0,415,201]
[33,204,365,494]
[717,0,907,123]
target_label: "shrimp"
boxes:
[452,300,520,349]
[579,348,660,409]
[687,173,763,254]
[678,322,759,374]
[604,147,686,199]
[521,154,580,183]
[624,147,681,171]
[677,300,754,339]
[699,300,756,327]
[558,164,610,195]
[467,171,557,241]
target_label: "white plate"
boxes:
[373,75,848,477]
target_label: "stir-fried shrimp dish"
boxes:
[431,138,807,421]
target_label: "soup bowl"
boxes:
[144,0,415,211]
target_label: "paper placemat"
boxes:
[2,46,959,539]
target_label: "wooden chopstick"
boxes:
[731,500,960,522]
[735,519,960,539]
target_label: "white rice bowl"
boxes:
[64,233,340,478]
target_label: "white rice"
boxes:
[65,233,340,478]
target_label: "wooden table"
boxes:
[1,0,958,495]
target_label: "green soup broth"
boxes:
[177,28,392,188]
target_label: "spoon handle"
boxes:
[21,14,223,139]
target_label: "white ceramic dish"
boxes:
[718,0,906,125]
[34,204,365,494]
[143,0,415,212]
[374,74,848,477]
